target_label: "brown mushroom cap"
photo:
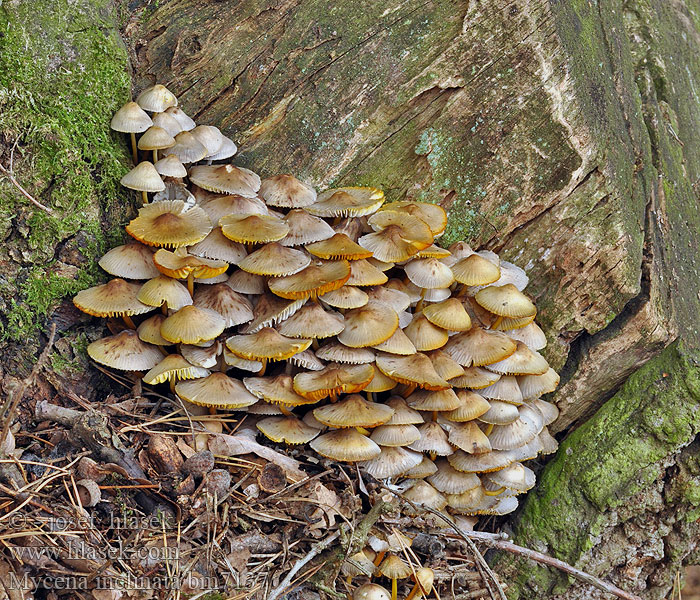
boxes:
[488,415,539,451]
[477,400,521,424]
[378,555,412,580]
[226,270,267,295]
[319,285,369,309]
[87,330,163,371]
[359,446,423,479]
[315,341,375,364]
[180,341,221,368]
[443,326,517,367]
[142,354,209,384]
[98,243,159,280]
[353,583,391,600]
[257,416,320,444]
[136,84,178,112]
[198,191,268,221]
[193,284,254,328]
[277,302,345,339]
[307,187,384,218]
[110,101,152,133]
[153,249,228,280]
[423,298,472,332]
[226,327,311,361]
[313,394,394,428]
[449,366,502,389]
[359,211,433,262]
[269,259,351,300]
[445,390,491,422]
[369,423,421,447]
[518,367,560,400]
[486,462,536,492]
[380,200,447,236]
[138,126,176,151]
[372,327,416,355]
[426,349,465,381]
[243,374,316,407]
[126,200,212,248]
[427,459,481,494]
[474,284,536,318]
[406,388,461,412]
[175,373,257,409]
[416,244,451,259]
[238,242,311,277]
[403,455,438,478]
[452,254,501,286]
[404,257,455,289]
[74,278,153,317]
[479,375,524,404]
[447,421,492,454]
[485,341,549,376]
[189,228,247,264]
[504,322,547,350]
[240,294,306,333]
[309,428,381,462]
[375,353,450,391]
[259,174,317,208]
[337,301,399,348]
[280,209,335,246]
[120,161,165,193]
[306,233,373,260]
[220,213,289,244]
[401,480,448,513]
[346,259,389,287]
[445,485,489,513]
[408,422,453,456]
[160,305,226,344]
[137,275,193,310]
[293,363,375,401]
[137,314,170,346]
[404,313,449,352]
[189,164,261,197]
[365,286,411,312]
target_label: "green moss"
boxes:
[0,0,131,343]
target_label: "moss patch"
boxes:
[0,0,132,349]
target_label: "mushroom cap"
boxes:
[240,294,306,333]
[477,400,523,425]
[375,353,450,391]
[353,583,391,600]
[136,84,178,112]
[142,354,209,384]
[406,388,461,412]
[426,349,465,381]
[280,209,335,246]
[475,284,536,318]
[259,174,317,208]
[366,286,411,312]
[486,462,536,492]
[427,459,481,494]
[226,270,267,295]
[372,327,416,355]
[404,257,455,289]
[452,254,501,286]
[309,429,381,462]
[416,244,451,259]
[151,112,183,137]
[341,550,377,578]
[220,213,289,244]
[518,367,560,400]
[386,278,421,303]
[364,368,398,393]
[402,480,448,513]
[189,228,247,264]
[160,305,226,344]
[206,135,238,161]
[359,211,433,262]
[412,568,435,597]
[120,161,165,193]
[488,416,539,451]
[137,275,193,310]
[138,126,175,151]
[485,341,549,376]
[288,348,326,371]
[359,445,423,479]
[538,428,559,455]
[443,326,517,367]
[169,130,208,163]
[315,341,375,364]
[223,350,263,372]
[226,327,311,361]
[98,243,159,280]
[448,448,518,474]
[385,396,424,425]
[319,285,369,309]
[193,284,254,328]
[87,330,163,371]
[154,154,188,178]
[313,394,394,428]
[164,106,196,131]
[257,416,320,444]
[126,200,212,248]
[380,200,447,236]
[307,186,384,217]
[198,190,268,221]
[137,314,170,346]
[408,421,453,456]
[447,421,492,454]
[445,485,489,513]
[190,125,224,155]
[189,164,261,197]
[276,302,345,339]
[248,400,283,415]
[445,390,491,422]
[336,301,399,348]
[74,278,153,317]
[175,373,257,409]
[238,242,311,277]
[531,398,559,425]
[479,375,524,404]
[369,423,421,446]
[504,322,547,351]
[306,233,373,260]
[244,374,316,407]
[449,366,501,390]
[153,249,228,280]
[347,259,389,287]
[404,313,449,351]
[403,455,438,478]
[110,101,152,133]
[293,363,375,401]
[423,298,472,332]
[378,555,412,580]
[180,341,221,368]
[268,259,351,300]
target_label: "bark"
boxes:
[2,0,700,598]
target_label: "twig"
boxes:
[267,531,341,600]
[0,162,53,214]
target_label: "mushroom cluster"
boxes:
[75,83,560,522]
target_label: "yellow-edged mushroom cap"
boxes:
[268,259,351,300]
[276,302,345,339]
[175,373,257,409]
[226,327,311,361]
[238,242,311,277]
[153,248,228,280]
[257,416,321,444]
[142,354,209,384]
[422,298,472,332]
[337,301,399,348]
[375,352,450,391]
[404,313,449,351]
[474,284,536,318]
[87,330,163,371]
[293,362,375,401]
[307,187,384,217]
[98,243,159,280]
[444,326,517,367]
[220,213,289,244]
[452,253,501,286]
[137,275,193,310]
[346,259,389,286]
[485,341,549,376]
[313,394,394,428]
[126,200,212,248]
[306,233,373,260]
[189,164,261,197]
[359,211,433,262]
[243,374,317,407]
[259,174,317,208]
[160,305,226,344]
[74,278,153,317]
[310,429,381,462]
[380,200,447,236]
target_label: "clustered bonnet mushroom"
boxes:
[79,83,561,596]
